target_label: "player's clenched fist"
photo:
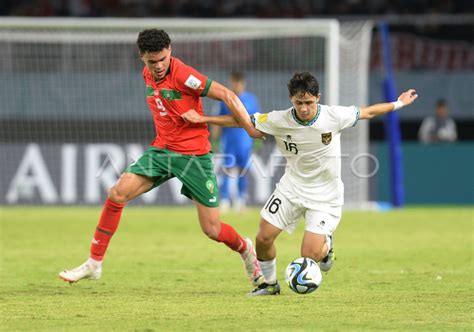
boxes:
[398,89,418,106]
[182,109,203,123]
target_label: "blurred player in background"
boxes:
[182,71,418,295]
[214,72,260,212]
[418,99,457,144]
[59,29,264,287]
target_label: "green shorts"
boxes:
[125,147,219,207]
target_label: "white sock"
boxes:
[87,257,102,268]
[259,258,277,285]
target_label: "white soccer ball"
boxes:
[285,257,322,294]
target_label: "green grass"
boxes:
[1,206,473,331]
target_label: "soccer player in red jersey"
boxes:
[59,29,264,288]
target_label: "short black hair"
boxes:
[137,29,171,54]
[287,72,319,97]
[230,71,245,82]
[436,98,447,107]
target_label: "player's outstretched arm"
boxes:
[182,110,239,127]
[359,89,418,120]
[205,81,264,138]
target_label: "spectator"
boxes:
[214,72,260,212]
[418,99,458,143]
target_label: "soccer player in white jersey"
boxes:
[182,72,418,295]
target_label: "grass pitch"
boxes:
[0,206,472,331]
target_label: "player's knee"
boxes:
[108,186,129,204]
[256,232,274,249]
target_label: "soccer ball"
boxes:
[285,257,322,294]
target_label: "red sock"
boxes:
[90,198,125,261]
[217,222,247,254]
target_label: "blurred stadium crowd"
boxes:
[1,0,473,18]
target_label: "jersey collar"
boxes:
[291,104,321,126]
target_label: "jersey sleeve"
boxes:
[332,105,360,131]
[251,111,277,135]
[174,61,213,97]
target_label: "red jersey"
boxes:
[143,57,212,154]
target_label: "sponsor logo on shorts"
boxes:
[320,220,326,226]
[321,132,332,145]
[184,75,202,90]
[209,196,217,203]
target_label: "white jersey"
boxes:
[252,104,359,210]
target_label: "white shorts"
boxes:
[260,186,342,235]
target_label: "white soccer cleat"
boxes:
[240,238,263,285]
[59,261,102,284]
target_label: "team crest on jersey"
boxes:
[160,89,182,100]
[321,132,332,145]
[184,75,202,90]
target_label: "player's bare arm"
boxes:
[359,89,418,120]
[205,81,264,138]
[182,110,238,127]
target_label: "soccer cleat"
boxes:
[319,249,335,272]
[319,235,335,272]
[59,261,102,284]
[249,281,281,296]
[240,238,263,284]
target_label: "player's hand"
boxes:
[182,109,203,123]
[398,89,418,106]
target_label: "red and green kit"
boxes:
[144,57,213,155]
[126,57,218,207]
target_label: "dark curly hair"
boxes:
[287,72,319,97]
[137,29,171,54]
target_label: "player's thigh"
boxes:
[110,172,155,202]
[304,207,342,236]
[118,147,174,202]
[174,153,219,208]
[301,208,342,259]
[260,187,304,235]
